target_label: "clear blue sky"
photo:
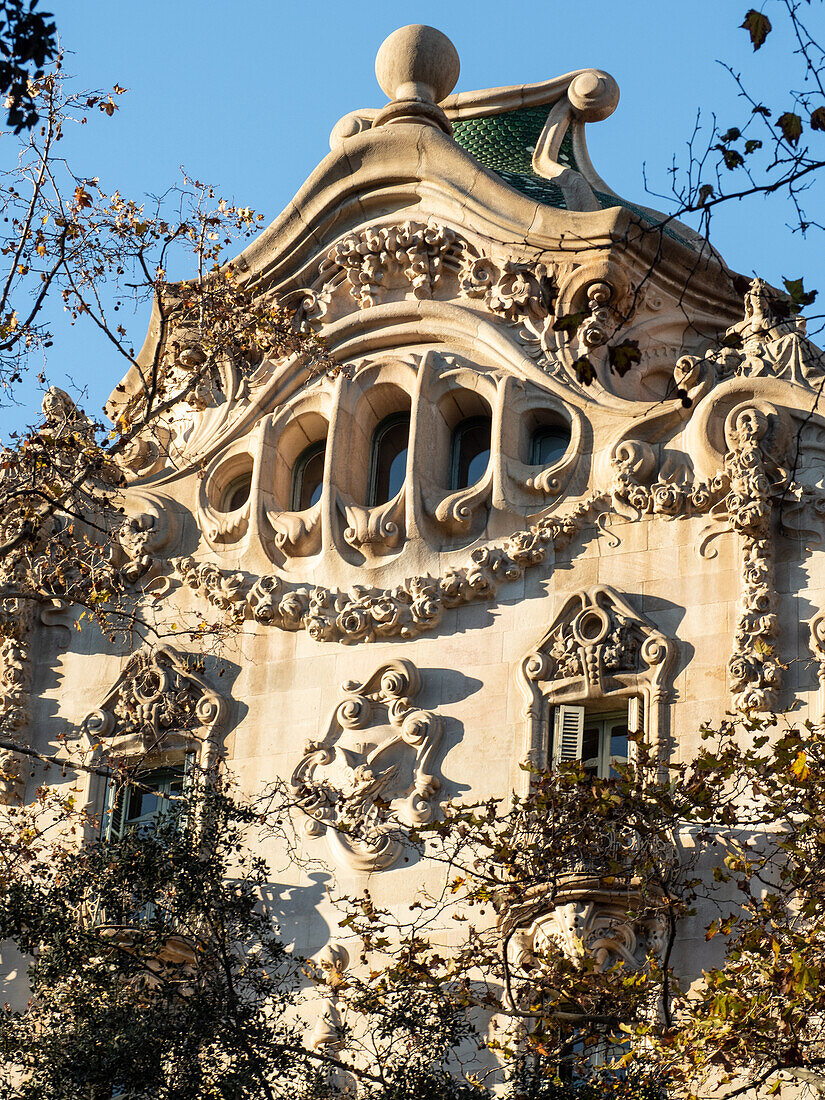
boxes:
[4,0,823,432]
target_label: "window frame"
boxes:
[552,700,640,777]
[449,414,492,491]
[101,755,195,843]
[368,412,410,507]
[290,439,326,512]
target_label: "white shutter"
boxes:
[553,705,585,766]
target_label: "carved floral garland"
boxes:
[169,467,729,647]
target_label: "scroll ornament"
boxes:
[290,660,441,871]
[82,644,226,757]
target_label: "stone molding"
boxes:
[81,644,226,770]
[517,585,676,772]
[289,659,441,871]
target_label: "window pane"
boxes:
[581,725,601,775]
[609,724,629,777]
[291,441,326,511]
[530,425,570,465]
[451,417,491,490]
[370,415,409,505]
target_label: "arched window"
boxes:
[369,413,409,506]
[291,440,326,511]
[222,473,252,512]
[530,424,570,466]
[450,416,491,490]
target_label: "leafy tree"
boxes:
[0,8,825,1100]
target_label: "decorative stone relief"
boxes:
[723,402,785,712]
[517,585,676,769]
[0,593,33,802]
[318,220,462,310]
[81,644,226,764]
[290,660,441,871]
[504,881,667,975]
[675,277,825,394]
[311,941,350,1051]
[809,610,825,731]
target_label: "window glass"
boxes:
[223,473,251,512]
[369,414,409,506]
[530,424,570,466]
[450,416,491,490]
[291,440,326,511]
[104,764,189,842]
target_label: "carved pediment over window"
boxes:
[518,585,676,775]
[81,645,226,761]
[290,659,442,871]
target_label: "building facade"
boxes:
[14,22,825,1070]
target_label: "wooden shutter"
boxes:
[553,705,585,766]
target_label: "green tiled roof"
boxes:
[451,103,695,247]
[452,104,575,209]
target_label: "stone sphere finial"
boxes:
[373,26,459,134]
[375,25,460,104]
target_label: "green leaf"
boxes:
[552,310,587,335]
[720,127,742,143]
[777,111,803,146]
[782,276,817,313]
[744,139,763,154]
[741,9,772,50]
[572,356,595,386]
[608,340,642,377]
[811,106,825,132]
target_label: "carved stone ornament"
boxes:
[518,585,676,770]
[675,277,825,395]
[502,878,668,977]
[809,610,825,731]
[81,645,226,766]
[723,402,786,711]
[290,660,441,871]
[311,941,350,1051]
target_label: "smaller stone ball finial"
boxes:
[374,25,460,134]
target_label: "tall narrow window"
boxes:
[291,440,326,511]
[450,416,491,490]
[530,424,570,466]
[369,413,409,506]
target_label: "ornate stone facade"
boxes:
[10,20,825,1082]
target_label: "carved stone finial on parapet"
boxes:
[374,24,460,134]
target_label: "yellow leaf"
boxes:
[792,751,810,780]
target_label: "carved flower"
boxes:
[278,591,309,630]
[728,655,755,689]
[306,615,334,643]
[336,607,371,640]
[651,482,686,517]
